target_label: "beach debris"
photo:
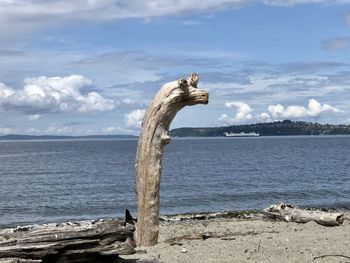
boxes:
[135,73,209,246]
[134,259,162,263]
[263,202,344,226]
[221,237,236,241]
[201,233,211,240]
[181,248,188,253]
[159,210,261,222]
[169,242,183,246]
[257,239,261,253]
[135,249,148,254]
[165,229,270,244]
[313,254,350,262]
[0,213,136,262]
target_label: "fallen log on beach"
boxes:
[263,202,344,226]
[0,213,136,263]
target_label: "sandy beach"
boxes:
[120,212,350,263]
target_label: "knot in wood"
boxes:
[188,73,199,87]
[178,78,188,89]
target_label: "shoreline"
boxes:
[1,209,349,262]
[1,206,349,229]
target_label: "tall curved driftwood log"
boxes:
[135,73,209,246]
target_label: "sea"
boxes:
[0,136,349,227]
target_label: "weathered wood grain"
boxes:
[0,217,136,263]
[135,73,209,246]
[263,202,344,226]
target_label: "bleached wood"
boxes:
[263,202,344,226]
[0,218,136,262]
[135,73,209,246]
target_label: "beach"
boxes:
[120,212,350,263]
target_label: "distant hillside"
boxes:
[169,120,350,137]
[0,134,137,141]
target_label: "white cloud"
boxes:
[0,0,248,23]
[262,0,350,6]
[0,75,115,114]
[78,92,115,112]
[29,114,40,120]
[268,99,343,119]
[2,0,348,24]
[204,73,330,101]
[219,101,253,124]
[121,98,135,105]
[219,99,343,124]
[308,99,342,115]
[259,112,271,122]
[26,127,41,134]
[323,37,350,50]
[0,127,14,135]
[268,104,286,118]
[125,109,146,129]
[2,0,350,39]
[0,0,249,39]
[102,126,118,133]
[45,124,73,135]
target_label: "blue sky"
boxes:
[1,0,350,135]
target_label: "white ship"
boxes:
[224,132,260,137]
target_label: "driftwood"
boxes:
[313,254,350,262]
[135,73,209,246]
[0,214,136,263]
[263,202,344,226]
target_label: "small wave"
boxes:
[159,204,350,223]
[0,151,66,158]
[160,209,262,222]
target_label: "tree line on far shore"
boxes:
[169,120,350,137]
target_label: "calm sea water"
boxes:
[0,136,349,227]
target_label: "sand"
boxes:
[120,212,350,263]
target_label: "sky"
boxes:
[1,0,350,135]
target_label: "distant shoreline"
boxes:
[2,134,350,141]
[2,120,350,140]
[0,134,137,141]
[170,120,350,137]
[3,120,350,140]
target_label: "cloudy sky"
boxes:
[1,0,350,135]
